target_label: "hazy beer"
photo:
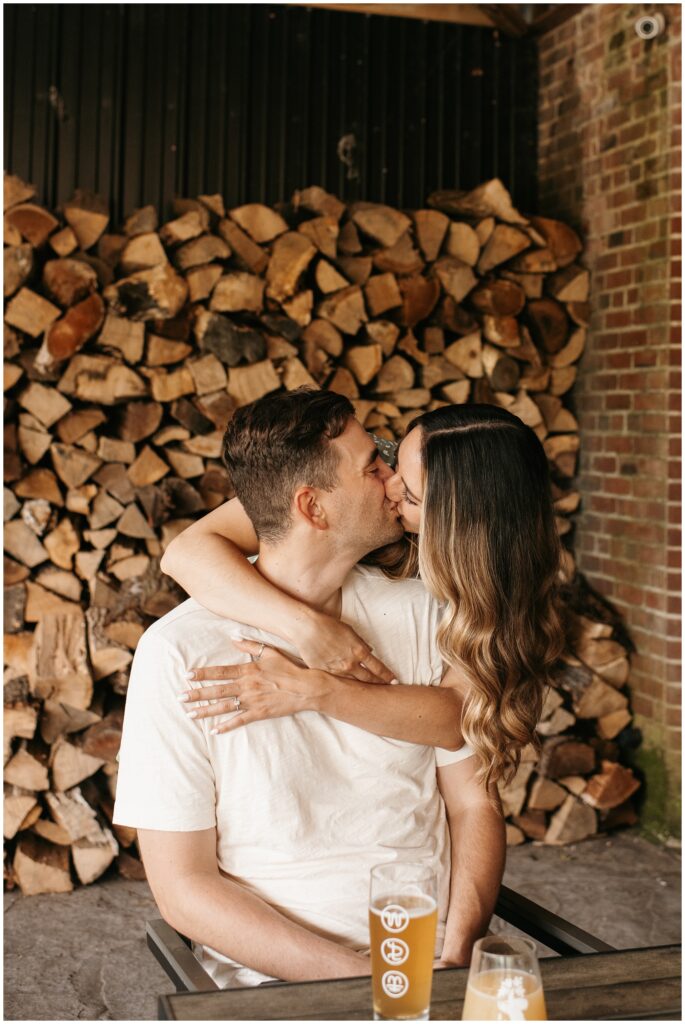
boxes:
[462,937,547,1021]
[462,969,547,1020]
[369,863,438,1021]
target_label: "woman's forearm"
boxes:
[316,676,464,749]
[162,531,314,646]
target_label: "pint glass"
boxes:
[369,862,438,1021]
[462,935,547,1021]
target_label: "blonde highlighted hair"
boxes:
[366,404,564,789]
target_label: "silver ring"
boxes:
[233,696,241,711]
[252,642,265,663]
[359,661,368,671]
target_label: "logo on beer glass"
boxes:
[381,937,409,965]
[381,970,409,998]
[496,975,529,1020]
[380,903,409,932]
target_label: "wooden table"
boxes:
[158,943,680,1020]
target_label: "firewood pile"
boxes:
[4,171,640,895]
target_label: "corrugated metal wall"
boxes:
[4,4,538,225]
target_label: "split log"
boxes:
[544,795,597,845]
[315,260,349,294]
[104,263,188,321]
[364,273,402,316]
[4,244,34,297]
[421,356,465,390]
[344,345,383,386]
[428,179,528,225]
[399,276,440,327]
[529,216,583,268]
[298,216,339,259]
[366,320,400,357]
[444,221,480,265]
[210,272,264,314]
[482,345,520,391]
[538,737,596,779]
[351,202,411,248]
[549,328,586,369]
[433,257,478,303]
[337,220,362,254]
[375,355,415,394]
[29,611,92,710]
[229,203,288,243]
[477,224,531,274]
[513,810,547,841]
[470,278,525,317]
[526,298,569,354]
[159,211,205,248]
[49,738,105,792]
[412,209,449,261]
[217,219,268,274]
[58,354,147,404]
[444,331,483,378]
[5,203,59,247]
[327,367,359,400]
[13,833,73,894]
[527,776,567,812]
[40,293,105,366]
[119,232,168,275]
[4,794,39,841]
[337,254,373,284]
[318,285,368,335]
[63,190,109,250]
[372,233,424,275]
[226,360,281,406]
[4,172,37,210]
[292,185,345,222]
[5,287,61,337]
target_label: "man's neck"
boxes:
[255,538,359,618]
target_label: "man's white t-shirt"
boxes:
[113,564,475,987]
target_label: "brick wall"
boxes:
[537,3,681,835]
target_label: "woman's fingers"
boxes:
[231,637,271,657]
[210,712,257,735]
[184,698,240,720]
[350,652,397,684]
[186,663,252,683]
[179,682,241,703]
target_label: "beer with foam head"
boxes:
[369,863,437,1021]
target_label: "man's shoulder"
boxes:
[137,598,244,656]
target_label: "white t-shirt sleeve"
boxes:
[435,742,476,767]
[113,630,216,831]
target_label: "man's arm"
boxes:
[436,755,506,967]
[138,827,370,982]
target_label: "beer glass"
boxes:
[369,861,438,1021]
[462,935,547,1021]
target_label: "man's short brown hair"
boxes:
[222,387,354,542]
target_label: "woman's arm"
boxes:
[161,498,393,683]
[181,639,467,750]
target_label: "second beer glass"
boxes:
[369,862,438,1021]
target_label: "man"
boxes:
[113,388,505,987]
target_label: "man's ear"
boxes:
[293,487,328,530]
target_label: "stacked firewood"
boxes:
[4,172,640,894]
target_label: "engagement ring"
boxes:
[233,696,241,711]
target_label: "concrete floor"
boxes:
[3,829,681,1021]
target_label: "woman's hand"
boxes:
[293,611,397,684]
[178,639,333,734]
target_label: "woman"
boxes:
[162,403,564,787]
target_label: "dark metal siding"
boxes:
[4,4,538,225]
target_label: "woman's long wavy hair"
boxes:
[367,404,564,790]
